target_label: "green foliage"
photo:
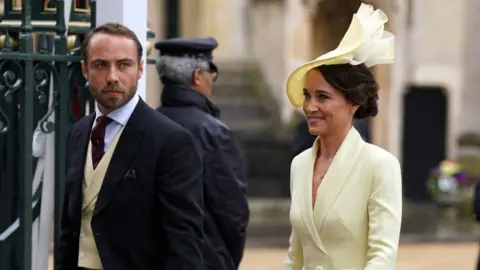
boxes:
[426,177,439,199]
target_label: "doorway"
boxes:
[402,86,448,201]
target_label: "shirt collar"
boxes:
[95,93,140,126]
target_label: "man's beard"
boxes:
[90,83,137,112]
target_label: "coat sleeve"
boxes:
[56,129,77,270]
[284,157,303,270]
[284,231,303,270]
[156,129,205,270]
[365,155,403,270]
[203,128,249,267]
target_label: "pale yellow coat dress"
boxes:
[285,127,402,270]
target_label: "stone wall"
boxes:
[146,0,165,109]
[403,0,467,159]
[145,0,480,160]
[461,0,480,135]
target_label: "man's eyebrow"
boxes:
[116,58,135,62]
[90,58,135,64]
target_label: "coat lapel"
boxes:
[299,145,326,253]
[93,100,147,216]
[70,114,95,179]
[66,114,95,223]
[71,115,95,188]
[314,127,365,229]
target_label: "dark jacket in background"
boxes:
[292,119,317,158]
[157,82,250,270]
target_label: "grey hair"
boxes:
[156,55,210,85]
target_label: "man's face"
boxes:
[81,33,143,114]
[192,67,217,97]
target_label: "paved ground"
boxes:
[239,243,479,270]
[47,243,479,270]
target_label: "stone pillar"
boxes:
[146,0,165,108]
[180,0,248,61]
[370,0,395,149]
[283,0,313,122]
[96,0,148,100]
[387,0,408,160]
[460,0,480,134]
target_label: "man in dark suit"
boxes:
[155,37,249,270]
[56,23,204,270]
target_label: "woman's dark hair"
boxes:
[316,63,379,119]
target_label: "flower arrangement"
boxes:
[426,159,475,208]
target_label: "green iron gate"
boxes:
[0,0,156,269]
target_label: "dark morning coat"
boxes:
[56,99,205,270]
[157,82,250,270]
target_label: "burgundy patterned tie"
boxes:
[91,115,112,169]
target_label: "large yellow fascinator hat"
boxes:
[286,3,395,107]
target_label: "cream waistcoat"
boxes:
[78,127,125,269]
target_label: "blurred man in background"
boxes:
[155,37,250,270]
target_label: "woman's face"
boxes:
[302,68,358,136]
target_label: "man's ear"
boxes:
[138,59,144,79]
[192,68,201,85]
[81,60,88,79]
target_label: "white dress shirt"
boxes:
[94,93,140,151]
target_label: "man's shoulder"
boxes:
[70,114,95,133]
[199,114,233,140]
[145,105,191,135]
[158,105,231,137]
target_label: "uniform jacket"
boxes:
[158,82,250,270]
[285,128,402,270]
[56,99,205,270]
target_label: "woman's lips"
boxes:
[307,116,325,124]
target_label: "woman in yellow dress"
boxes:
[284,3,402,270]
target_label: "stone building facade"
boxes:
[145,0,480,200]
[1,0,475,199]
[146,0,397,147]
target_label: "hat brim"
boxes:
[286,16,364,108]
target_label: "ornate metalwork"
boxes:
[34,60,59,133]
[0,0,156,268]
[0,1,95,269]
[0,58,23,133]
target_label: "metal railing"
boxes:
[0,1,95,269]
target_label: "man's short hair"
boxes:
[81,22,143,63]
[156,55,210,85]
